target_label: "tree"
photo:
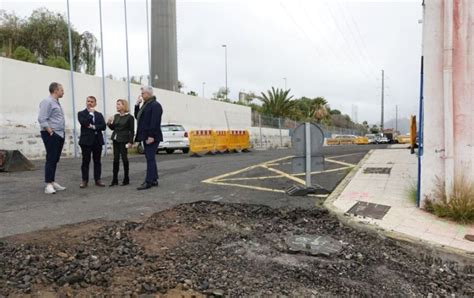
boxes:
[12,46,36,62]
[212,87,230,101]
[79,31,99,75]
[0,8,99,74]
[187,91,198,96]
[0,10,23,56]
[44,56,69,70]
[257,87,296,118]
[178,80,184,92]
[294,96,328,122]
[131,76,141,84]
[370,125,380,134]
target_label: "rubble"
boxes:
[0,201,472,296]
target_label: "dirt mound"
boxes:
[1,201,473,296]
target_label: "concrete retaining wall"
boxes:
[249,127,291,149]
[0,57,251,159]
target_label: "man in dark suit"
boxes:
[134,86,163,190]
[78,96,106,188]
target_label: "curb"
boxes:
[323,149,474,270]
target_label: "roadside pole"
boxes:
[279,118,283,147]
[305,122,311,187]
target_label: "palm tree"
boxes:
[312,97,328,123]
[294,96,328,122]
[258,87,295,118]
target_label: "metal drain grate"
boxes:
[363,167,391,174]
[347,201,391,219]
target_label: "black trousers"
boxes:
[113,141,128,163]
[80,136,102,182]
[112,141,129,182]
[40,131,64,183]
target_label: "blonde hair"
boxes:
[116,99,129,113]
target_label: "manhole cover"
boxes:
[465,234,474,242]
[347,201,391,219]
[285,235,342,256]
[363,167,391,174]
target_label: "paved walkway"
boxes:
[326,148,474,254]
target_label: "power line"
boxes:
[322,0,378,86]
[279,2,327,64]
[298,1,350,72]
[336,0,380,81]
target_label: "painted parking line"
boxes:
[217,165,352,182]
[292,166,353,177]
[205,180,328,198]
[259,164,306,185]
[324,158,356,167]
[203,154,354,197]
[201,155,294,183]
[327,152,366,159]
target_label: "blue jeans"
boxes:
[144,141,159,184]
[41,131,65,183]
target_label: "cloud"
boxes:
[3,0,423,124]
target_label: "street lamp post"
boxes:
[222,44,228,100]
[202,82,206,98]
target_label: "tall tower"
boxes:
[151,0,178,91]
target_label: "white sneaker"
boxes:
[45,184,56,194]
[52,182,66,191]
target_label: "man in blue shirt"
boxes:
[38,82,67,194]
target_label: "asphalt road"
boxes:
[0,145,386,237]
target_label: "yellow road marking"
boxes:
[325,158,356,167]
[260,164,306,185]
[265,162,292,166]
[328,152,366,159]
[204,180,328,198]
[203,180,286,193]
[293,166,353,177]
[202,153,360,196]
[218,175,284,181]
[202,155,293,183]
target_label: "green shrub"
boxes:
[44,56,70,70]
[424,177,474,224]
[12,46,36,62]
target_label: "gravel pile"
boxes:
[1,201,473,296]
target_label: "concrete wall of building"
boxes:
[0,57,250,159]
[421,0,473,204]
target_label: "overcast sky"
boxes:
[3,0,423,125]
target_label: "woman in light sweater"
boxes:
[107,99,134,186]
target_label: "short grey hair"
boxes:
[141,86,154,95]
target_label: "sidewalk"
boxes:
[325,148,474,255]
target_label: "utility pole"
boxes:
[395,104,398,133]
[222,44,228,100]
[381,69,385,132]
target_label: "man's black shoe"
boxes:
[137,183,152,190]
[151,181,159,187]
